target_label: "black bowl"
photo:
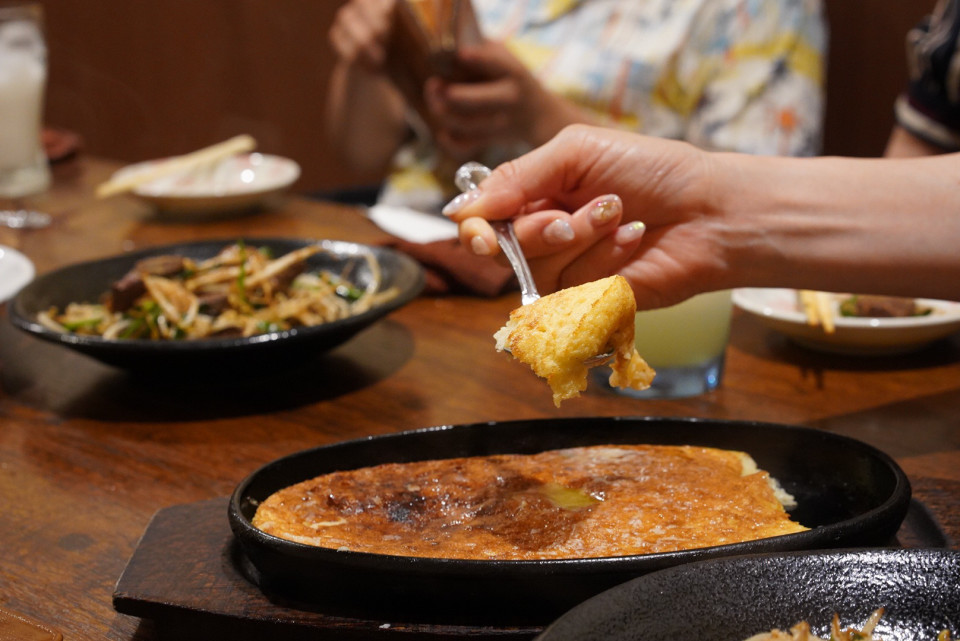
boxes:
[536,548,960,641]
[228,417,911,626]
[8,237,424,372]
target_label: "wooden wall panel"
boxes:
[821,1,931,157]
[40,1,936,195]
[43,0,349,192]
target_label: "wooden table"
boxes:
[2,157,959,641]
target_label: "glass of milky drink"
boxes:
[0,3,50,199]
[595,289,734,399]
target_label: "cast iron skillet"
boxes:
[9,237,424,372]
[229,417,911,626]
[536,548,960,641]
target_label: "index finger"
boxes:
[442,125,601,222]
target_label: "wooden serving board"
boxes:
[113,479,960,641]
[112,497,543,640]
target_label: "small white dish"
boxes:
[367,204,459,243]
[112,153,300,216]
[0,244,35,303]
[733,287,960,355]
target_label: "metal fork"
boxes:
[454,161,613,363]
[454,162,539,305]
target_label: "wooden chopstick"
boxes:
[798,290,817,326]
[815,291,835,333]
[96,134,257,198]
[799,290,835,334]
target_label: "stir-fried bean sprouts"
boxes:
[744,609,953,641]
[38,242,398,340]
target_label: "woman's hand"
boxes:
[328,0,396,73]
[443,125,734,308]
[425,41,596,159]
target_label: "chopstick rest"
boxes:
[95,134,257,198]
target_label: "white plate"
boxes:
[367,204,459,243]
[733,288,960,355]
[112,153,300,216]
[0,244,35,303]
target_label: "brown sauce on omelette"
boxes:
[251,445,807,560]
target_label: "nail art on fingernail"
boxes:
[442,190,480,217]
[615,221,646,244]
[470,234,493,256]
[543,218,575,244]
[590,195,622,225]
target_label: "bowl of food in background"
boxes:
[109,152,301,216]
[9,237,424,372]
[733,288,960,355]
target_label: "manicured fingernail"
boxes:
[590,195,622,225]
[442,190,480,217]
[470,234,493,256]
[615,221,646,243]
[543,218,575,244]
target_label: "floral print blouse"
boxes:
[378,0,826,213]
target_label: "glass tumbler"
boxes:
[0,2,50,198]
[594,289,734,399]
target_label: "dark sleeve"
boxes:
[894,0,960,151]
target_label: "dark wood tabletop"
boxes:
[1,157,959,641]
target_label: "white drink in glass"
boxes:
[595,289,733,398]
[0,6,50,198]
[633,289,733,369]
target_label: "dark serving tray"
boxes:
[228,417,912,626]
[113,477,957,640]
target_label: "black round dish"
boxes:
[8,237,424,371]
[536,548,960,641]
[228,417,911,626]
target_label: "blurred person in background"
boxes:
[885,0,960,158]
[325,0,826,212]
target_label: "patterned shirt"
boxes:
[379,0,826,212]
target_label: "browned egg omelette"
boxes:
[251,444,807,560]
